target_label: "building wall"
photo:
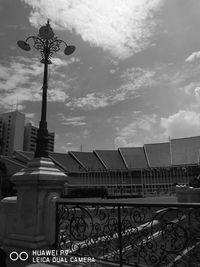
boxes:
[23,123,37,152]
[13,111,25,152]
[48,132,55,152]
[0,111,25,156]
[24,122,54,152]
[67,166,196,197]
[0,111,55,155]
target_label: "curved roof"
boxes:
[0,156,25,176]
[119,147,148,169]
[69,151,105,171]
[49,152,86,172]
[95,150,127,170]
[13,150,34,163]
[144,142,171,167]
[171,136,200,165]
[6,135,200,175]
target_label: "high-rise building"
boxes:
[0,111,55,156]
[0,110,25,156]
[24,122,54,153]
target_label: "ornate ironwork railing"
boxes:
[55,200,200,266]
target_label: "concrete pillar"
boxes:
[0,197,17,245]
[4,157,67,250]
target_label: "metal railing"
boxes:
[55,199,200,266]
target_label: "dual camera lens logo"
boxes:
[9,251,29,261]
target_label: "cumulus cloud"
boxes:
[21,0,165,59]
[0,57,42,110]
[116,110,200,148]
[114,114,160,147]
[67,67,155,110]
[0,56,42,91]
[185,51,200,63]
[57,113,86,126]
[179,82,199,95]
[51,57,80,67]
[117,67,156,97]
[161,110,200,138]
[48,89,69,102]
[0,56,73,110]
[66,89,139,110]
[25,113,36,119]
[194,87,200,101]
[66,92,109,110]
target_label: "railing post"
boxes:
[4,158,67,251]
[117,205,123,267]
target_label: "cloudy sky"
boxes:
[1,0,200,152]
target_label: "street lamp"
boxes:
[17,20,75,158]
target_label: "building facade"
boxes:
[0,118,199,198]
[0,111,55,156]
[7,136,199,198]
[24,122,54,152]
[0,111,25,156]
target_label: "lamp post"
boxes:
[17,20,75,158]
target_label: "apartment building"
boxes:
[0,111,55,155]
[0,111,25,156]
[24,122,54,153]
